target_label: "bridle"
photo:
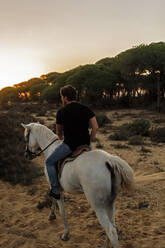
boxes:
[25,129,58,160]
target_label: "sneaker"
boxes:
[48,189,60,200]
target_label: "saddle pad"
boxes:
[57,157,75,182]
[57,145,90,179]
[71,145,90,158]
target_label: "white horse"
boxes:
[21,122,135,248]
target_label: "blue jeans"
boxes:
[46,142,72,194]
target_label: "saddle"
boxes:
[57,145,90,179]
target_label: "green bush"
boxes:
[150,127,165,143]
[0,110,42,185]
[123,119,150,136]
[2,102,46,114]
[109,119,150,141]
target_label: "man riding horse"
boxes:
[46,85,99,199]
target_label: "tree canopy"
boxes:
[1,42,165,109]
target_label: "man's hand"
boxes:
[56,124,63,140]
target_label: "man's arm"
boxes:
[89,116,99,141]
[56,124,63,140]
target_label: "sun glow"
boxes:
[0,53,45,90]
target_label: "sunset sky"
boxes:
[0,0,164,89]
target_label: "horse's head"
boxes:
[21,123,39,160]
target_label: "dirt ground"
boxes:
[0,109,165,248]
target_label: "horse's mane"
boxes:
[30,123,57,140]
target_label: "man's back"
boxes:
[56,102,95,150]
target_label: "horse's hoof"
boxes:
[49,213,56,221]
[60,233,70,241]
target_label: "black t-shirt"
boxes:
[56,102,95,150]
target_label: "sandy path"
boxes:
[0,109,165,248]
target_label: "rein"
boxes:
[25,129,59,160]
[36,138,59,156]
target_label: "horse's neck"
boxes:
[36,125,58,158]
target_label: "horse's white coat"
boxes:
[22,123,135,248]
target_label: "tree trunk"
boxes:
[157,73,160,112]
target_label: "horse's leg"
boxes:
[95,207,119,248]
[107,201,116,227]
[104,201,116,248]
[104,236,110,248]
[49,198,57,220]
[57,195,70,241]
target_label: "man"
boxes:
[46,85,98,199]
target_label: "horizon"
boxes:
[0,44,138,90]
[0,0,164,90]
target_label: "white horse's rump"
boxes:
[21,123,135,248]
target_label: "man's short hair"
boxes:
[60,85,77,101]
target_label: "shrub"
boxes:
[128,135,144,145]
[2,102,47,115]
[96,114,111,127]
[150,127,165,143]
[0,110,42,185]
[152,118,165,124]
[36,109,47,116]
[123,119,150,136]
[109,130,130,141]
[109,119,150,141]
[112,143,130,149]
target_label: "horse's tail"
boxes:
[106,155,135,191]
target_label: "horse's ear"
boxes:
[21,123,26,129]
[21,123,30,130]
